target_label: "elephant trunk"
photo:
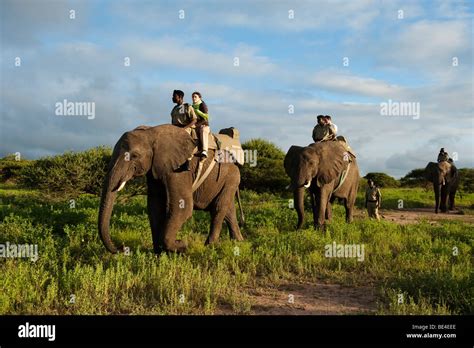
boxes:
[98,171,121,253]
[294,187,305,229]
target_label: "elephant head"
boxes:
[98,125,196,253]
[284,142,348,229]
[425,161,458,213]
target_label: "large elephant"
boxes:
[425,161,459,213]
[98,124,244,254]
[284,141,360,229]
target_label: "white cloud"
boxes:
[310,70,404,97]
[119,37,277,77]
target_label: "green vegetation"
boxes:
[18,146,112,197]
[240,139,289,193]
[1,183,472,315]
[364,172,400,188]
[1,145,472,315]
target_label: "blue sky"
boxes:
[1,0,473,178]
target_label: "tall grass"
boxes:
[0,184,472,314]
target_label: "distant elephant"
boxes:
[98,124,244,254]
[425,161,459,213]
[284,141,360,229]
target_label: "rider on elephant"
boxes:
[325,115,338,135]
[170,90,197,170]
[437,148,450,163]
[312,115,336,143]
[171,90,197,131]
[191,91,210,158]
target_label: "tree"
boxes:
[240,139,289,193]
[400,168,428,188]
[364,172,399,187]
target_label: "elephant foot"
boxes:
[162,239,187,253]
[230,230,244,241]
[204,237,217,245]
[314,224,326,232]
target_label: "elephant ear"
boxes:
[310,142,348,186]
[150,125,196,179]
[284,146,304,179]
[424,162,438,182]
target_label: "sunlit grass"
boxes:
[0,184,473,314]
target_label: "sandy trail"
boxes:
[217,208,473,315]
[376,208,474,225]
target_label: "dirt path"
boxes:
[217,209,472,315]
[248,281,377,315]
[376,208,474,225]
[217,281,377,315]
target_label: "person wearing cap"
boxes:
[191,91,210,158]
[437,148,450,162]
[365,179,381,221]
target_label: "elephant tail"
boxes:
[236,188,245,227]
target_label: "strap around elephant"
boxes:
[192,157,217,192]
[332,163,351,194]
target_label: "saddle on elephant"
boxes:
[188,127,245,192]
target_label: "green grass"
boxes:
[0,183,473,314]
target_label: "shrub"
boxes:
[0,154,33,183]
[240,139,289,193]
[400,168,429,188]
[19,147,112,197]
[364,172,400,188]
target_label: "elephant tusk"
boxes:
[304,180,311,188]
[285,184,291,190]
[117,181,127,192]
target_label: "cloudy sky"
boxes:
[1,0,473,177]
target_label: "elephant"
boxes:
[98,124,244,254]
[284,141,360,229]
[425,161,459,213]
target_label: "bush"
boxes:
[240,139,289,193]
[19,147,112,197]
[458,168,474,194]
[0,154,33,183]
[364,172,399,188]
[400,168,429,188]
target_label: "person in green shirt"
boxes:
[192,91,210,158]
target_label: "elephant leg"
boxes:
[316,186,332,229]
[440,185,448,213]
[448,190,456,210]
[310,190,317,229]
[206,208,227,245]
[224,204,244,241]
[146,174,166,253]
[206,183,238,245]
[344,193,357,223]
[162,214,190,252]
[161,174,194,252]
[433,183,440,214]
[325,201,333,221]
